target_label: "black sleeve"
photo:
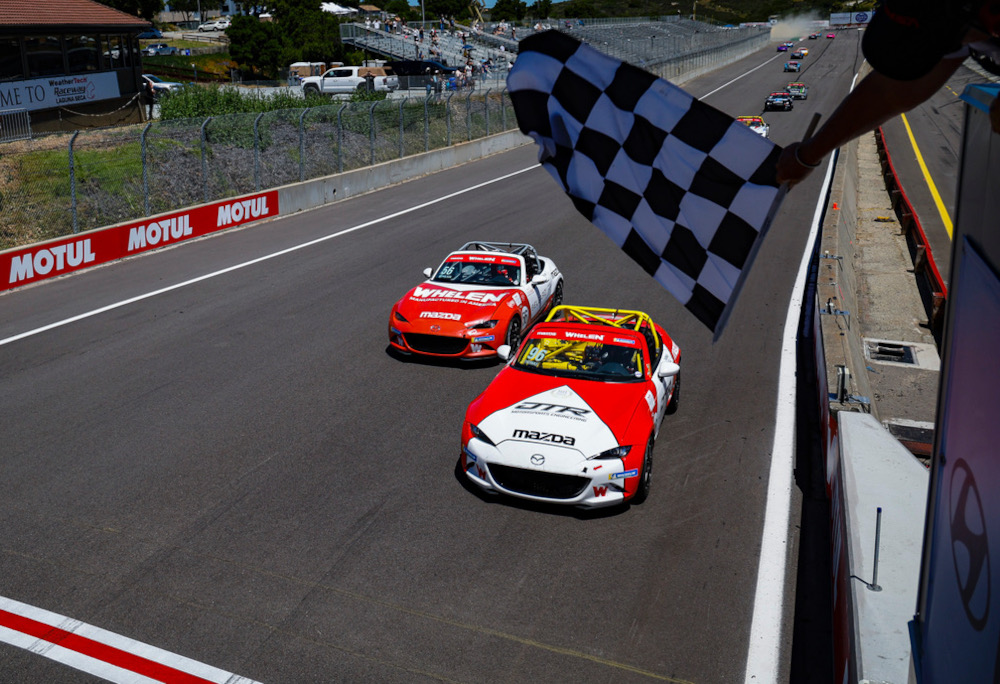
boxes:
[863,0,967,80]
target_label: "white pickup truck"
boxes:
[300,66,398,95]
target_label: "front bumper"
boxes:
[388,322,501,359]
[461,439,638,508]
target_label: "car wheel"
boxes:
[304,86,319,96]
[665,370,681,415]
[505,315,522,351]
[632,437,654,504]
[550,279,563,311]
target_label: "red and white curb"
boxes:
[0,596,262,683]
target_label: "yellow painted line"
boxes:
[900,112,954,239]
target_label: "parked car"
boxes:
[137,28,163,39]
[198,19,228,31]
[142,74,184,97]
[301,65,398,94]
[144,43,178,56]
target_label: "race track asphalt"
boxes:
[0,31,870,684]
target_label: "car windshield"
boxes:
[145,75,163,83]
[433,258,521,286]
[513,335,645,382]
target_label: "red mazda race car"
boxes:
[388,241,564,360]
[460,306,681,508]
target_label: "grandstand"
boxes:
[339,15,770,88]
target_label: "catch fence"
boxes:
[0,90,515,250]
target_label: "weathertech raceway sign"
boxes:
[1,191,278,292]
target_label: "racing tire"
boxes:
[549,279,564,312]
[632,438,654,505]
[505,315,522,352]
[665,370,681,415]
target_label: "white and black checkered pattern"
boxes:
[508,30,784,334]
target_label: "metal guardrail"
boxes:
[0,108,31,143]
[0,91,515,250]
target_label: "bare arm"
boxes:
[776,56,967,187]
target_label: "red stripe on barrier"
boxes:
[0,190,279,293]
[0,609,215,683]
[875,127,948,297]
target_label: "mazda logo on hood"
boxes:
[530,454,545,465]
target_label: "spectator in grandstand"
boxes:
[777,0,1000,187]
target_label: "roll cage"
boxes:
[457,241,542,280]
[544,305,663,364]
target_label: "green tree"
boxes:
[227,15,283,76]
[425,0,467,21]
[384,0,413,20]
[270,0,348,63]
[532,0,552,19]
[169,0,225,22]
[491,0,527,20]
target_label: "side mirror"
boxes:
[532,274,550,284]
[497,345,512,361]
[423,267,433,278]
[657,362,680,379]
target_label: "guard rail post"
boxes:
[485,88,491,136]
[424,91,430,152]
[69,131,79,234]
[369,100,379,166]
[253,112,264,192]
[337,103,348,173]
[446,92,454,147]
[298,107,309,183]
[466,91,473,142]
[201,116,212,203]
[141,121,153,216]
[399,97,406,159]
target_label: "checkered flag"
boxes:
[508,30,784,335]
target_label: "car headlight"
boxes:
[393,310,408,323]
[469,423,496,446]
[591,445,632,460]
[467,319,498,329]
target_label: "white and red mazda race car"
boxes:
[460,306,681,508]
[388,242,563,360]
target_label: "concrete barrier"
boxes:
[277,129,531,215]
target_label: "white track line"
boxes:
[0,596,261,683]
[0,166,537,348]
[743,56,856,675]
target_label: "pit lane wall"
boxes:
[818,134,928,683]
[0,129,530,293]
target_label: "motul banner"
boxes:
[1,191,279,292]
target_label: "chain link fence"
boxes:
[0,91,517,251]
